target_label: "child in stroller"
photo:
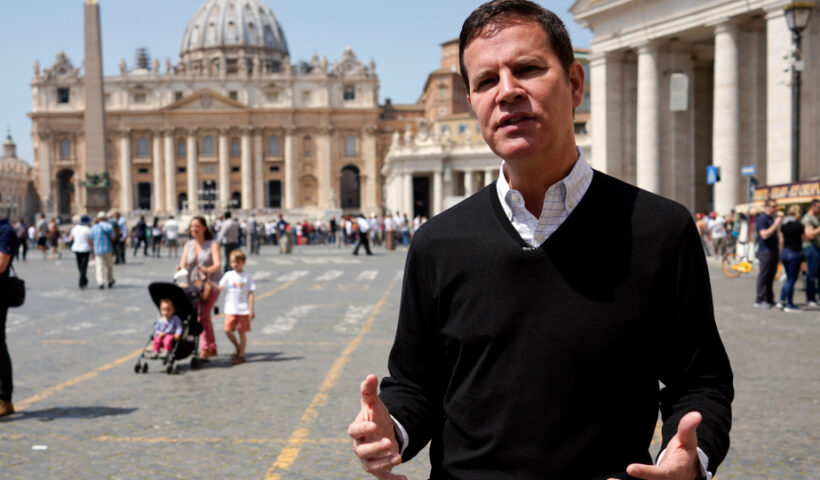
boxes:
[151,298,182,359]
[134,281,203,374]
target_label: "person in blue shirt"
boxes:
[754,200,784,308]
[90,211,116,289]
[0,192,20,417]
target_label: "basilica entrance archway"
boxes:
[56,169,74,218]
[340,165,360,209]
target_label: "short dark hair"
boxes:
[224,211,232,219]
[811,199,820,207]
[458,0,575,91]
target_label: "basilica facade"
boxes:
[30,0,382,219]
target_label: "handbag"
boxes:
[3,265,25,308]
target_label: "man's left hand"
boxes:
[609,411,703,480]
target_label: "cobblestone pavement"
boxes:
[0,244,816,479]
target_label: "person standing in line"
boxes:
[217,211,239,272]
[755,199,783,308]
[35,213,48,259]
[217,249,255,365]
[164,215,180,258]
[0,192,20,417]
[150,217,163,258]
[46,217,61,260]
[801,199,820,306]
[89,211,116,289]
[349,2,732,479]
[178,216,222,361]
[67,215,93,289]
[352,214,373,256]
[778,205,805,313]
[13,218,27,262]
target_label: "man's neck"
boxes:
[503,147,579,218]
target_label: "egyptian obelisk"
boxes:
[84,0,109,213]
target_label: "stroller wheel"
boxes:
[141,363,148,374]
[190,357,201,370]
[134,363,141,374]
[173,364,181,374]
[166,365,174,375]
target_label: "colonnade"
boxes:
[387,166,498,217]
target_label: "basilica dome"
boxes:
[179,0,289,75]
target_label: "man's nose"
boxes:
[498,72,524,105]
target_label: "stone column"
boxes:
[363,125,378,212]
[253,129,264,209]
[432,169,443,216]
[463,170,475,196]
[119,130,133,213]
[712,21,741,215]
[37,131,53,212]
[186,129,198,212]
[636,43,661,194]
[240,127,252,211]
[484,167,496,186]
[218,129,230,209]
[316,126,333,209]
[284,126,297,209]
[403,172,413,216]
[766,9,794,185]
[152,131,165,212]
[590,52,624,177]
[164,130,176,212]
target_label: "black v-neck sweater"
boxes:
[380,171,733,480]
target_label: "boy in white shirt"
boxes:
[217,249,255,364]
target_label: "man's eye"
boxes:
[476,78,495,90]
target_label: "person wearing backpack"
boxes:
[0,192,20,417]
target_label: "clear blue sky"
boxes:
[0,0,591,166]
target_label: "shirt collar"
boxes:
[495,147,592,220]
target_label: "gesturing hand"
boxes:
[348,374,406,480]
[610,411,704,480]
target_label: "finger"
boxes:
[625,462,661,479]
[355,437,394,460]
[348,420,377,439]
[375,471,407,480]
[361,453,402,473]
[360,374,380,419]
[676,411,702,449]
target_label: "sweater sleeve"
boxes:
[379,240,446,462]
[658,217,734,474]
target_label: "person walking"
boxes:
[0,192,20,417]
[67,215,93,289]
[46,218,61,260]
[275,215,289,254]
[217,211,239,272]
[217,249,255,364]
[755,200,783,308]
[247,212,260,255]
[164,215,180,257]
[349,2,733,479]
[150,217,163,258]
[112,211,128,264]
[707,211,727,257]
[89,211,116,289]
[778,205,805,313]
[35,213,48,259]
[13,218,27,262]
[133,216,148,257]
[178,216,222,361]
[801,199,820,306]
[352,214,373,256]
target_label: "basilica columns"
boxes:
[317,126,333,209]
[186,129,198,212]
[119,131,133,212]
[590,52,624,178]
[636,43,661,194]
[403,173,413,216]
[240,127,252,210]
[485,167,496,186]
[463,169,475,196]
[218,129,229,208]
[712,22,741,215]
[37,131,52,211]
[284,127,296,209]
[253,129,264,209]
[164,130,175,212]
[433,170,443,216]
[152,131,165,212]
[766,9,794,185]
[363,126,378,211]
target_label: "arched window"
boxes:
[136,136,149,157]
[340,165,360,209]
[177,139,186,158]
[344,135,356,156]
[203,135,214,156]
[303,136,312,157]
[231,138,240,157]
[231,191,242,209]
[268,135,280,156]
[59,139,71,159]
[178,192,187,211]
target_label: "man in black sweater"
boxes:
[348,2,733,479]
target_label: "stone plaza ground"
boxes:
[0,242,817,479]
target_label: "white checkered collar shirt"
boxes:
[495,147,593,248]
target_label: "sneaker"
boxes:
[775,302,784,309]
[108,280,116,288]
[753,302,774,309]
[807,301,819,308]
[783,305,801,313]
[0,400,14,417]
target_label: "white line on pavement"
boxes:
[333,305,374,334]
[356,270,378,281]
[261,305,318,335]
[276,270,308,282]
[315,270,343,281]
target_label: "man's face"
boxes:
[764,202,777,215]
[811,202,820,215]
[464,20,583,163]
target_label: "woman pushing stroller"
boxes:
[177,216,221,361]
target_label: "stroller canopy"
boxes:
[149,282,194,320]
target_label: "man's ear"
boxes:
[568,62,585,108]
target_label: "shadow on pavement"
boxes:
[1,406,138,423]
[201,351,304,369]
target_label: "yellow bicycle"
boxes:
[722,252,784,279]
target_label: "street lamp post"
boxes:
[784,2,814,183]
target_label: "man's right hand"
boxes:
[348,374,406,480]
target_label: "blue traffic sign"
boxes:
[706,165,720,185]
[741,165,756,176]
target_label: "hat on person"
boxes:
[97,211,107,219]
[80,215,91,225]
